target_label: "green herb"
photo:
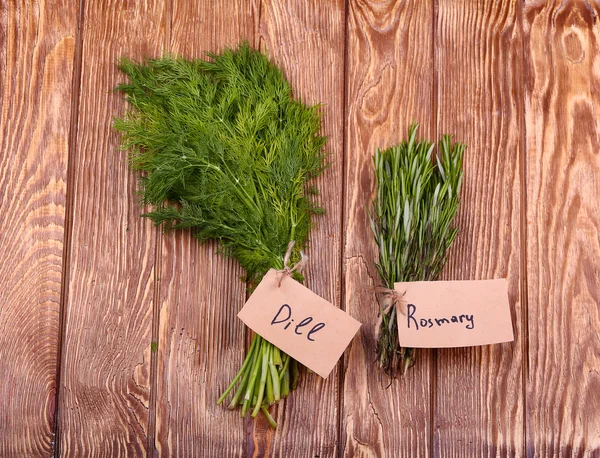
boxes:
[370,123,464,377]
[114,43,327,427]
[151,341,158,353]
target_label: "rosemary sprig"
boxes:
[114,43,327,427]
[370,123,464,377]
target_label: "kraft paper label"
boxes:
[395,279,514,348]
[238,269,361,378]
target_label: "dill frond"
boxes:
[115,43,327,426]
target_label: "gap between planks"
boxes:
[53,0,85,455]
[337,0,351,456]
[430,0,439,455]
[517,0,530,457]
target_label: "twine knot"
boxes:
[372,286,407,316]
[276,241,308,287]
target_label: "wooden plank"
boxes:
[56,1,168,455]
[153,239,247,457]
[523,1,600,455]
[341,1,435,456]
[0,0,77,456]
[247,0,346,456]
[152,2,258,457]
[433,0,525,456]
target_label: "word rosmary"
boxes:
[396,279,513,348]
[407,303,474,330]
[271,304,326,341]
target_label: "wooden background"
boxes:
[1,0,599,456]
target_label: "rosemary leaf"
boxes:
[371,123,464,376]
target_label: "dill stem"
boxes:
[228,364,252,409]
[227,339,259,409]
[266,365,274,403]
[261,406,278,429]
[217,333,258,405]
[242,336,263,416]
[281,357,290,397]
[291,359,300,390]
[269,352,281,401]
[272,346,282,367]
[252,342,270,417]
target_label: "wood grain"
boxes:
[0,0,76,455]
[433,0,526,456]
[152,2,257,456]
[2,0,600,454]
[523,1,600,456]
[341,1,435,456]
[56,1,168,455]
[248,0,346,456]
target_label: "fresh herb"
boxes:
[370,123,464,376]
[115,43,327,427]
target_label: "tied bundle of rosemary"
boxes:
[114,43,327,427]
[370,124,464,377]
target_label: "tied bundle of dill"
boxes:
[114,43,327,427]
[370,124,464,377]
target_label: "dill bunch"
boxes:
[114,43,327,427]
[370,123,464,377]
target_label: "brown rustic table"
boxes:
[1,0,599,456]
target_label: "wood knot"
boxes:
[562,29,585,64]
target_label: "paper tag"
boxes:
[395,279,514,348]
[238,269,361,378]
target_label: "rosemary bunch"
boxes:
[114,43,326,427]
[370,123,464,377]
